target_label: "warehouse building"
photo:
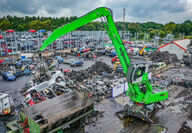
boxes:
[158,39,190,59]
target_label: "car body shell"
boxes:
[70,59,84,67]
[1,72,16,81]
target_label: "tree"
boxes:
[28,20,41,30]
[0,19,12,30]
[128,23,141,34]
[141,22,163,32]
[164,22,176,33]
[159,30,166,38]
[179,23,190,35]
[149,30,159,38]
[92,22,104,30]
[41,20,52,31]
[0,15,191,39]
[17,24,25,31]
[83,23,96,31]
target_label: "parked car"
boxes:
[78,46,90,53]
[96,49,106,56]
[88,45,96,51]
[63,59,73,65]
[29,64,35,70]
[1,72,16,81]
[108,51,116,57]
[1,58,11,64]
[21,65,31,75]
[97,44,106,50]
[21,58,32,64]
[111,56,119,64]
[21,41,37,50]
[23,69,31,75]
[70,59,84,67]
[55,56,64,63]
[13,70,23,77]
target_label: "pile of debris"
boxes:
[64,61,115,101]
[86,61,113,75]
[153,68,192,88]
[85,110,105,126]
[149,51,178,64]
[183,40,192,68]
[65,70,92,82]
[65,61,113,83]
[79,79,112,99]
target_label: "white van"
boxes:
[0,93,14,115]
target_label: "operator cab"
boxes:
[126,62,149,83]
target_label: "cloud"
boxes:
[0,0,191,24]
[100,0,190,23]
[0,0,40,14]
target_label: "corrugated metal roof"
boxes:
[173,39,190,49]
[159,39,190,51]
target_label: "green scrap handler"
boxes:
[40,7,168,122]
[6,7,168,133]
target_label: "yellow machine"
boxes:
[114,62,123,72]
[139,46,147,56]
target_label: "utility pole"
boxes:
[123,8,126,22]
[122,8,126,42]
[144,33,146,44]
[179,33,181,40]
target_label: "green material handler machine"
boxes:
[40,7,168,122]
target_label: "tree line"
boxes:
[0,15,192,39]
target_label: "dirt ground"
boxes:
[84,85,192,133]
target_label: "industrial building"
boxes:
[158,39,190,59]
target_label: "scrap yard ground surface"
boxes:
[0,56,192,133]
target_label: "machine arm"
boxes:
[40,7,130,75]
[139,46,146,55]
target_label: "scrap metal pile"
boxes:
[153,68,192,88]
[21,71,75,107]
[86,61,113,75]
[64,61,119,101]
[149,51,178,64]
[183,40,192,68]
[65,70,91,82]
[78,79,112,100]
[65,61,114,83]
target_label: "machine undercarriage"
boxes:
[116,102,155,123]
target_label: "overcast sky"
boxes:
[0,0,192,24]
